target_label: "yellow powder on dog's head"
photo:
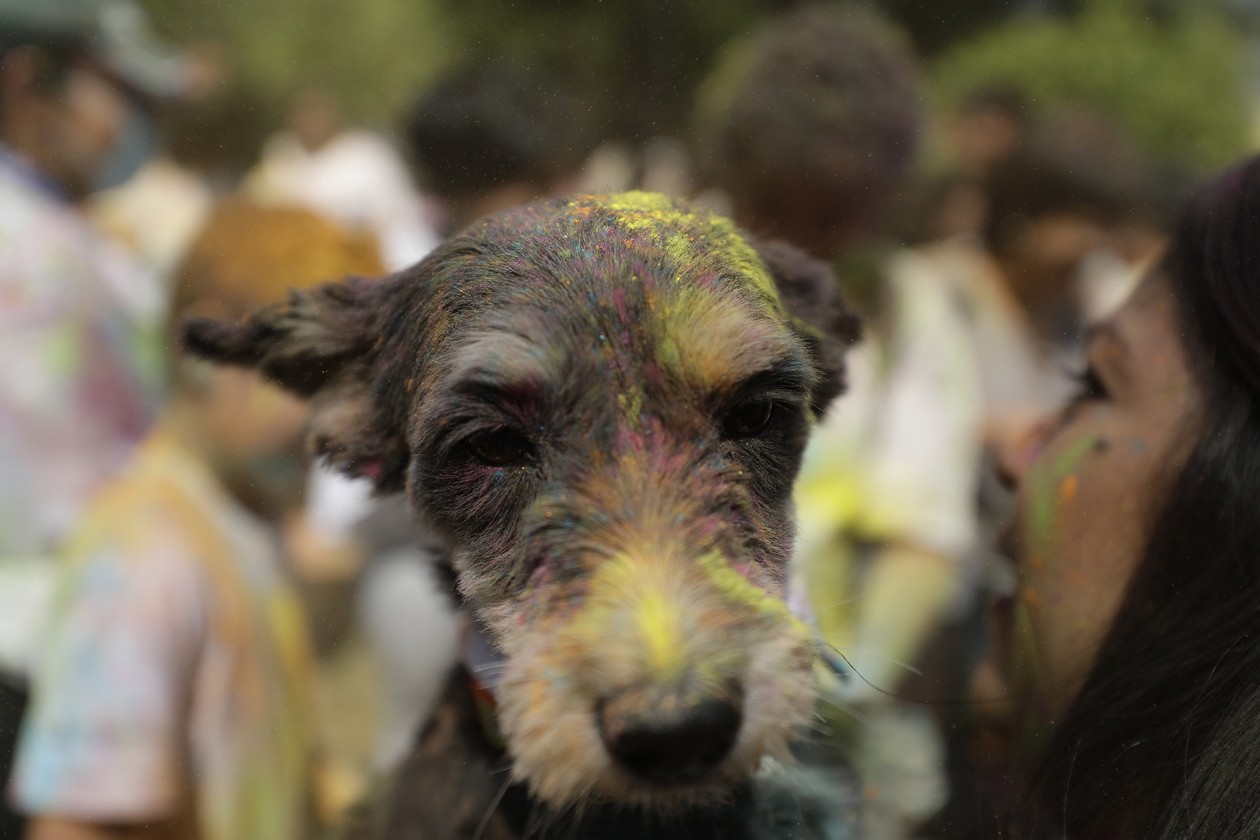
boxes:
[596,191,779,302]
[580,552,689,681]
[635,588,687,679]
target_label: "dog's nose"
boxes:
[597,687,743,783]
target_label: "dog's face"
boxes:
[184,192,858,810]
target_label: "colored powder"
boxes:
[636,589,686,678]
[1021,587,1041,611]
[697,551,807,639]
[1057,475,1078,506]
[1012,597,1047,691]
[1027,434,1100,560]
[600,192,780,303]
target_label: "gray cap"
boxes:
[0,0,192,98]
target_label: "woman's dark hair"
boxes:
[1009,156,1260,839]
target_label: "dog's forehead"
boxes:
[433,192,805,393]
[561,192,780,299]
[447,192,783,305]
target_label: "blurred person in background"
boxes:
[88,43,229,291]
[695,3,921,271]
[247,85,439,273]
[919,87,1028,242]
[88,125,213,294]
[948,87,1027,184]
[0,1,195,833]
[695,5,958,836]
[403,62,594,233]
[981,111,1166,346]
[914,109,1169,452]
[10,201,384,840]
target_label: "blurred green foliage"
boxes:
[932,2,1252,170]
[138,0,776,140]
[137,0,452,127]
[138,0,1254,175]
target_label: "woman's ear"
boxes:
[752,237,862,416]
[181,274,410,491]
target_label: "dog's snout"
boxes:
[598,687,743,783]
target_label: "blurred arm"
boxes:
[25,815,194,840]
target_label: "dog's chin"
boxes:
[578,736,786,813]
[506,726,790,814]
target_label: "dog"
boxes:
[183,192,860,838]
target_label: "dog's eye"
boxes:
[722,399,775,439]
[466,427,531,466]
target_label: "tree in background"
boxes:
[135,0,453,173]
[932,1,1252,171]
[137,0,449,122]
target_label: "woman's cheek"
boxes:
[1021,430,1104,588]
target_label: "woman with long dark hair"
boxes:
[968,155,1260,839]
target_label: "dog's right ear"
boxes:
[750,237,862,417]
[181,275,410,491]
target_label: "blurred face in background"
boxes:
[0,48,134,197]
[995,211,1108,326]
[180,358,310,521]
[974,273,1199,757]
[287,86,343,152]
[167,201,386,520]
[950,103,1023,179]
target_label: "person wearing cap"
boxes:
[0,0,193,831]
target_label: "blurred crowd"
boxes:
[0,0,1234,839]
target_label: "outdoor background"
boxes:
[136,0,1260,181]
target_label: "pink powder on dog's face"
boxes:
[357,457,383,482]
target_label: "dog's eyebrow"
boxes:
[655,289,812,397]
[728,357,816,401]
[442,332,562,422]
[447,331,558,387]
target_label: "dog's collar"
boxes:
[461,619,506,748]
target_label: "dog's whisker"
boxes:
[811,590,871,612]
[473,774,514,840]
[819,696,878,731]
[792,732,834,747]
[805,717,832,734]
[816,638,928,683]
[882,655,925,677]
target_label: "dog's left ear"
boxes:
[753,238,861,416]
[181,275,411,491]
